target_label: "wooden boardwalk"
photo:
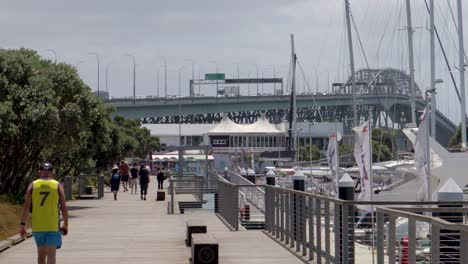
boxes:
[0,179,303,264]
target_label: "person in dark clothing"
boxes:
[129,163,139,194]
[157,168,165,190]
[139,165,150,200]
[109,165,121,201]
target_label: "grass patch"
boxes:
[0,200,22,240]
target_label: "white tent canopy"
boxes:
[208,115,283,134]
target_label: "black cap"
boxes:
[39,163,54,172]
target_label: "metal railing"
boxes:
[63,174,104,200]
[217,179,267,231]
[168,175,219,214]
[264,185,468,264]
[218,180,240,230]
[229,172,265,214]
[376,207,468,264]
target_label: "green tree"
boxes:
[297,145,322,161]
[449,125,462,148]
[0,49,160,195]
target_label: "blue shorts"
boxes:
[33,231,62,249]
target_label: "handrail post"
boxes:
[376,211,385,264]
[170,178,174,214]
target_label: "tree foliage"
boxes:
[449,125,463,148]
[297,145,322,161]
[334,128,395,164]
[0,49,159,195]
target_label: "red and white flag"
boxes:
[353,121,371,203]
[414,109,429,201]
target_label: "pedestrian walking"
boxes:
[139,164,150,200]
[110,165,121,200]
[119,160,130,192]
[157,167,165,190]
[129,162,139,194]
[19,163,69,264]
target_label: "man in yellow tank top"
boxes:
[20,163,69,264]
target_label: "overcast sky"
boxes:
[3,0,468,123]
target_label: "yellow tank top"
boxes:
[31,179,60,232]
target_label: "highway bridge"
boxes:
[105,68,457,146]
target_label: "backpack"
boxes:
[112,174,119,180]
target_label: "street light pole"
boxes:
[185,59,195,97]
[178,66,186,145]
[209,61,218,96]
[425,88,436,201]
[156,69,160,98]
[89,52,100,98]
[45,49,57,63]
[160,57,168,99]
[431,79,443,139]
[125,54,136,104]
[105,62,112,95]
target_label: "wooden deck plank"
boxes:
[0,178,303,263]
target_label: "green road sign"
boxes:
[205,73,225,80]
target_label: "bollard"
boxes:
[64,176,72,201]
[214,192,219,213]
[266,169,276,186]
[244,205,250,221]
[247,168,256,184]
[240,168,247,179]
[438,178,463,263]
[400,237,409,264]
[293,170,305,246]
[338,173,355,264]
[98,175,104,199]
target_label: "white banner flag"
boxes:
[327,131,342,195]
[414,109,429,201]
[353,121,371,202]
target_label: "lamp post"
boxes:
[45,49,57,63]
[251,64,259,95]
[160,57,168,99]
[425,87,437,201]
[185,59,195,97]
[125,54,136,104]
[209,61,219,96]
[156,69,160,98]
[105,62,112,95]
[88,52,100,98]
[431,79,443,139]
[308,121,315,179]
[178,66,186,145]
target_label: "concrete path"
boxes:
[0,178,303,263]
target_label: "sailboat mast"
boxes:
[430,0,436,140]
[288,34,297,160]
[345,0,357,127]
[457,0,467,148]
[405,0,417,124]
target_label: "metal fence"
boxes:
[63,174,104,200]
[229,172,265,214]
[168,172,221,214]
[264,185,468,264]
[217,179,267,231]
[376,206,468,264]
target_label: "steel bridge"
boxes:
[106,68,457,146]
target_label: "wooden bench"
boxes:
[7,234,24,245]
[191,233,218,264]
[186,220,207,246]
[0,240,12,252]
